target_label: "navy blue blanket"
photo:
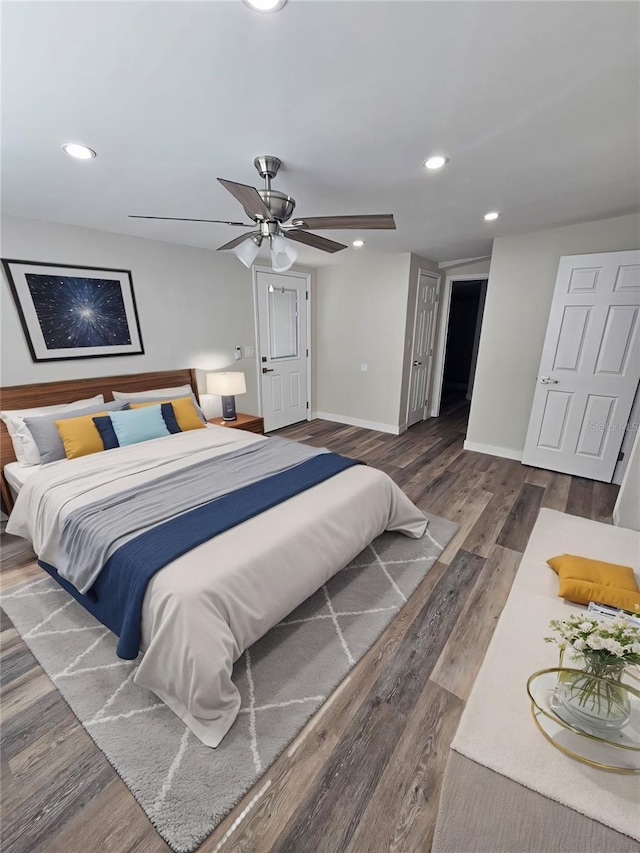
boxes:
[39,452,361,659]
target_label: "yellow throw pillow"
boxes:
[557,581,640,612]
[547,554,640,611]
[55,411,110,460]
[129,397,206,432]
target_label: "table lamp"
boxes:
[206,371,247,421]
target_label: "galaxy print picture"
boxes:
[2,259,144,362]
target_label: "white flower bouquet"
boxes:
[545,614,640,672]
[545,615,640,729]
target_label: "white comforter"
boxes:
[8,426,427,746]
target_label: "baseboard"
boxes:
[313,412,401,435]
[463,440,523,461]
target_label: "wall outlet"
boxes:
[234,346,242,360]
[360,363,368,373]
[244,345,255,358]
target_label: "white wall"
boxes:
[1,214,262,417]
[315,251,440,433]
[614,431,640,531]
[467,212,640,456]
[315,252,415,432]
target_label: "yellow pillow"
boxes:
[547,554,640,611]
[55,411,110,460]
[129,397,206,432]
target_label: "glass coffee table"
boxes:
[527,668,640,773]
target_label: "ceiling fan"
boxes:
[129,155,396,272]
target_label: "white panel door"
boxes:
[407,272,439,427]
[522,250,640,481]
[256,269,309,432]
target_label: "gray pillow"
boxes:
[24,401,125,465]
[122,393,206,422]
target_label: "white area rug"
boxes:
[451,509,640,841]
[2,515,458,852]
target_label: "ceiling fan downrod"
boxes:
[254,155,281,192]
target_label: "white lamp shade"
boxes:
[231,238,261,268]
[270,234,298,273]
[206,371,247,396]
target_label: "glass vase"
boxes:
[556,655,631,731]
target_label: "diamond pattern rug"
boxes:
[2,514,458,852]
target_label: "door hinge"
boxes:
[306,348,309,357]
[305,291,309,300]
[306,401,309,409]
[429,348,433,356]
[618,450,625,462]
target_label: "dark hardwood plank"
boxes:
[496,483,545,552]
[461,487,521,558]
[540,470,572,512]
[592,480,619,524]
[566,476,595,518]
[431,545,521,701]
[344,681,464,853]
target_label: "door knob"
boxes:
[540,376,558,384]
[414,361,423,366]
[262,367,274,374]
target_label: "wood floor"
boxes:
[0,404,619,853]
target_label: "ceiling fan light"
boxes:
[231,236,262,268]
[270,235,298,273]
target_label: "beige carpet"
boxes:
[433,752,640,853]
[451,509,640,841]
[2,516,458,853]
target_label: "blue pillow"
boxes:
[109,405,170,447]
[92,415,120,450]
[160,403,182,435]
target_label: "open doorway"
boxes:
[431,276,488,416]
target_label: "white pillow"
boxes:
[112,384,205,422]
[112,384,194,402]
[1,395,104,466]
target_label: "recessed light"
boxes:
[423,155,448,170]
[242,0,287,11]
[62,143,96,160]
[352,240,365,248]
[484,211,500,221]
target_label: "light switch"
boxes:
[244,345,255,358]
[360,363,368,373]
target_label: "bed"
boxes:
[2,369,428,747]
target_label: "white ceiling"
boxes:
[2,1,639,266]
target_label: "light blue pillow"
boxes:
[109,405,170,447]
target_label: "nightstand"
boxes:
[207,413,265,435]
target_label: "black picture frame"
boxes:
[2,258,145,363]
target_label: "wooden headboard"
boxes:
[0,368,200,514]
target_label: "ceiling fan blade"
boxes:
[217,232,260,252]
[129,215,252,226]
[291,214,396,230]
[285,229,347,254]
[217,178,272,221]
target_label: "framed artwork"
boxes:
[2,259,144,362]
